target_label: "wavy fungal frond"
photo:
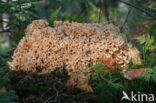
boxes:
[8,20,131,74]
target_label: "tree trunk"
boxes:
[2,0,11,45]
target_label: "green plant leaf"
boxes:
[145,34,151,47]
[136,34,146,44]
[149,35,155,45]
[151,45,156,51]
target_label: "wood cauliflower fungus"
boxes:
[8,20,130,74]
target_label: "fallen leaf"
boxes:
[77,84,93,93]
[61,93,68,97]
[123,68,146,80]
[66,73,78,88]
[66,73,93,92]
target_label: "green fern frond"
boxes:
[138,67,156,82]
[49,7,61,27]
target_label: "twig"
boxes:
[44,83,64,103]
[40,88,51,100]
[44,84,58,103]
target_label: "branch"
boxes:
[119,0,156,20]
[120,7,132,31]
[0,29,10,33]
[0,26,15,33]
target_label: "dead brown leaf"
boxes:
[66,73,93,92]
[123,68,146,80]
[0,87,6,93]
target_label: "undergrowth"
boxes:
[89,64,156,103]
[7,70,96,103]
[0,47,18,103]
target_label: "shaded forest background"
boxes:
[0,0,156,46]
[0,0,156,103]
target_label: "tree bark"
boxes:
[2,0,11,45]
